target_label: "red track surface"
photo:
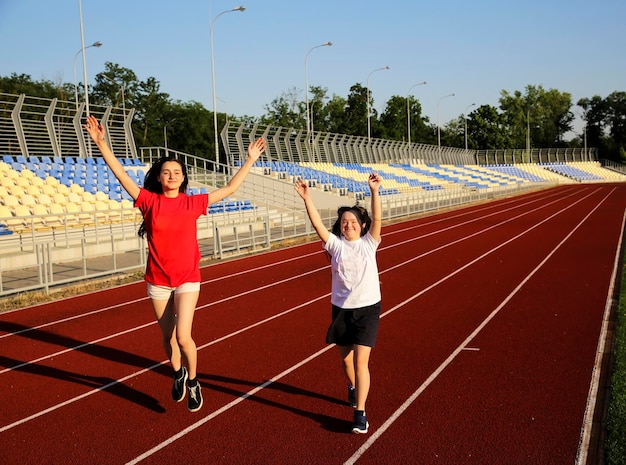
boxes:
[1,184,625,465]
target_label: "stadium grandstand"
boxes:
[1,91,625,297]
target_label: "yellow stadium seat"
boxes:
[12,205,32,233]
[47,203,67,229]
[64,202,81,226]
[1,177,16,188]
[26,184,42,195]
[37,194,53,206]
[0,186,8,197]
[5,169,19,179]
[81,192,95,204]
[19,194,37,207]
[52,193,68,205]
[30,204,51,231]
[78,201,95,223]
[30,177,44,187]
[15,177,31,188]
[95,191,109,202]
[2,195,20,208]
[9,185,25,197]
[67,192,82,204]
[0,205,25,231]
[45,176,59,186]
[0,205,12,222]
[55,184,70,195]
[94,200,110,223]
[41,184,56,195]
[69,184,84,194]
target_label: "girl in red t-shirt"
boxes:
[84,115,266,413]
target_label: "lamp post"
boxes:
[464,103,476,151]
[437,93,455,163]
[526,108,531,162]
[305,41,332,135]
[366,66,390,141]
[164,118,177,152]
[406,81,427,145]
[73,41,102,110]
[103,75,126,114]
[210,5,245,165]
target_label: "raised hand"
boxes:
[247,138,267,161]
[368,172,382,191]
[294,179,310,199]
[82,115,106,144]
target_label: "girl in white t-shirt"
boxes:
[295,173,382,434]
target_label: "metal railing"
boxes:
[222,121,597,167]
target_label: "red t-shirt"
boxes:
[135,189,209,287]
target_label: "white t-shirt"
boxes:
[324,232,381,309]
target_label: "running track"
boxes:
[1,184,624,465]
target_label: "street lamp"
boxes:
[210,5,245,165]
[103,74,126,115]
[464,103,476,151]
[73,41,102,110]
[366,66,390,141]
[164,118,178,151]
[437,93,455,162]
[406,81,427,145]
[305,41,332,135]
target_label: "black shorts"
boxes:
[325,302,381,348]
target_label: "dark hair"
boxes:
[138,156,189,237]
[142,156,189,194]
[331,204,371,237]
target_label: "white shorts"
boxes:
[147,282,200,301]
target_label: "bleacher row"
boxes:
[0,155,257,236]
[2,154,622,237]
[255,160,621,195]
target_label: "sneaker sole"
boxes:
[188,397,203,413]
[352,422,369,434]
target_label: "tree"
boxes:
[379,95,408,141]
[468,105,511,150]
[91,62,139,110]
[499,85,574,149]
[308,85,330,133]
[580,92,626,161]
[324,95,348,134]
[260,86,304,129]
[342,83,369,137]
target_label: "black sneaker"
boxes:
[187,381,203,412]
[352,410,369,434]
[348,386,357,408]
[172,367,188,402]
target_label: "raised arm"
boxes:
[294,179,330,244]
[83,115,141,200]
[367,172,382,242]
[208,138,267,205]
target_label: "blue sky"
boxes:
[1,0,624,137]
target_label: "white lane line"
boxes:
[0,185,568,338]
[575,204,625,465]
[343,187,615,465]
[1,186,579,373]
[0,187,598,433]
[0,293,329,433]
[126,188,608,464]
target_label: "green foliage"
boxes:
[499,85,574,148]
[605,256,626,465]
[2,67,625,154]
